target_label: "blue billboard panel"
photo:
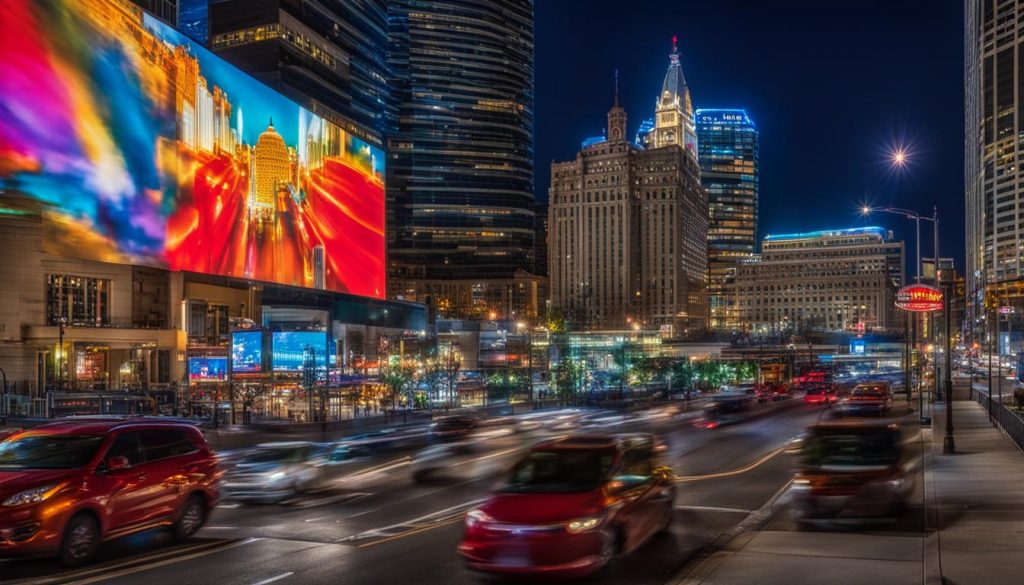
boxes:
[232,331,263,373]
[189,357,228,382]
[272,332,329,372]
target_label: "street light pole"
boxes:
[942,269,956,454]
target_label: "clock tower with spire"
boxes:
[652,36,697,159]
[607,69,627,142]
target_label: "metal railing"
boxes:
[970,387,1024,452]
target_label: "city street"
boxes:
[0,403,834,585]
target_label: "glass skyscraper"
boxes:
[696,109,759,330]
[386,0,535,286]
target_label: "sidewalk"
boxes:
[670,397,1024,585]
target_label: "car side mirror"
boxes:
[106,456,131,472]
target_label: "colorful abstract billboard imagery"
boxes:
[0,0,385,298]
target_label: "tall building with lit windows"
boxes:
[549,77,707,333]
[730,228,904,333]
[386,0,542,321]
[965,0,1024,337]
[696,109,759,330]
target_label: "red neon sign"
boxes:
[895,285,943,312]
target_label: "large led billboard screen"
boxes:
[0,0,385,298]
[231,331,263,373]
[189,357,228,382]
[272,332,329,372]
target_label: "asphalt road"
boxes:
[1,400,831,585]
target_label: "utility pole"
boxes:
[942,269,956,454]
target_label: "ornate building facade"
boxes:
[729,227,905,333]
[548,41,708,333]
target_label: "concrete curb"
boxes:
[667,478,793,585]
[921,413,943,585]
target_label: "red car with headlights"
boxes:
[457,434,674,577]
[0,418,220,565]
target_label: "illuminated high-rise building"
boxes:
[696,109,759,330]
[386,0,541,321]
[549,85,707,332]
[650,37,697,161]
[965,0,1024,334]
[253,120,290,212]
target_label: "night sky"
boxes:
[535,0,965,272]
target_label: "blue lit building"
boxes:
[731,227,905,334]
[634,117,654,147]
[695,108,759,330]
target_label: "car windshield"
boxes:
[502,450,614,493]
[802,432,898,467]
[0,434,105,470]
[241,446,307,464]
[852,387,885,398]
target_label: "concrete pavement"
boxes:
[670,397,1024,585]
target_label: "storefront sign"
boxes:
[895,284,943,312]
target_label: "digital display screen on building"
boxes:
[231,331,263,373]
[272,332,329,372]
[189,357,228,381]
[0,0,385,298]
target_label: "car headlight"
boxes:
[465,508,493,527]
[267,471,287,482]
[3,484,61,507]
[565,514,605,534]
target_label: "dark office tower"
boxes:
[696,109,759,331]
[386,0,540,321]
[208,0,390,145]
[130,0,178,25]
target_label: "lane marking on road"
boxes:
[249,572,294,585]
[336,507,380,520]
[60,538,263,585]
[673,505,754,514]
[335,497,487,545]
[204,526,239,530]
[303,516,327,523]
[673,445,787,483]
[18,540,232,585]
[339,457,412,482]
[288,492,372,509]
[354,516,465,549]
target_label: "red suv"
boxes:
[458,434,674,577]
[0,418,220,565]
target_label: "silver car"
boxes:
[222,441,368,502]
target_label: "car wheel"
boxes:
[59,513,100,566]
[174,495,208,540]
[657,501,674,534]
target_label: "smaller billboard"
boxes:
[231,331,264,373]
[272,331,329,372]
[895,285,943,312]
[189,357,228,382]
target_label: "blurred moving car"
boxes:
[791,420,918,525]
[430,416,478,441]
[835,382,893,417]
[222,441,364,502]
[802,383,838,405]
[0,418,219,565]
[457,434,674,577]
[411,442,480,482]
